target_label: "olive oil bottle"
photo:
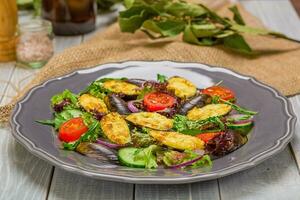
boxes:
[41,0,97,36]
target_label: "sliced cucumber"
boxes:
[227,122,253,136]
[118,147,145,168]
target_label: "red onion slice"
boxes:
[226,114,253,124]
[127,100,140,113]
[96,139,124,149]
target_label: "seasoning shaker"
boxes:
[16,19,54,69]
[0,0,18,62]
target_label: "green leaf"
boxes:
[223,34,252,54]
[36,109,84,130]
[221,99,258,115]
[165,2,207,17]
[124,0,135,8]
[81,81,111,99]
[137,86,153,99]
[117,0,299,54]
[80,121,101,142]
[36,119,55,126]
[157,73,167,83]
[230,24,271,35]
[163,150,212,169]
[215,30,235,38]
[189,154,212,169]
[142,19,162,34]
[142,19,186,37]
[62,140,80,151]
[172,115,226,134]
[183,25,202,45]
[131,128,156,147]
[51,89,78,107]
[199,4,230,26]
[191,24,220,38]
[53,109,83,129]
[119,6,159,33]
[229,5,245,25]
[230,23,293,40]
[183,25,218,46]
[134,145,159,169]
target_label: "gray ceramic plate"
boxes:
[10,61,296,184]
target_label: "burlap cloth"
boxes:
[1,1,300,123]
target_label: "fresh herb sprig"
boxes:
[119,0,299,54]
[220,99,258,115]
[172,114,225,135]
[157,73,167,83]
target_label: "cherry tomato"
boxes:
[143,92,176,112]
[59,117,88,143]
[196,132,224,143]
[202,86,235,101]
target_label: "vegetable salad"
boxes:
[38,74,257,169]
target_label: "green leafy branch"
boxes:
[118,0,299,54]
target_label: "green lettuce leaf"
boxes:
[37,109,83,130]
[50,89,78,107]
[157,73,167,83]
[134,145,159,169]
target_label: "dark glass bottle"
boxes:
[42,0,97,36]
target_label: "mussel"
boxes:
[106,94,131,115]
[76,142,118,163]
[178,94,211,115]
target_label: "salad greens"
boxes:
[37,109,83,130]
[172,115,225,135]
[38,73,256,170]
[51,89,78,107]
[134,145,159,169]
[157,73,167,83]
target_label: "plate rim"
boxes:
[10,60,297,184]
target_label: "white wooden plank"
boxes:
[288,96,300,169]
[219,148,300,200]
[0,65,52,200]
[48,169,134,200]
[135,184,191,200]
[190,180,220,200]
[0,63,16,105]
[135,180,220,200]
[0,127,53,200]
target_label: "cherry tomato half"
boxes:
[59,117,88,143]
[143,92,176,112]
[202,86,235,101]
[196,132,224,143]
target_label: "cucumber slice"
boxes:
[227,122,253,136]
[118,147,146,168]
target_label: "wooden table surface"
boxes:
[1,1,300,199]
